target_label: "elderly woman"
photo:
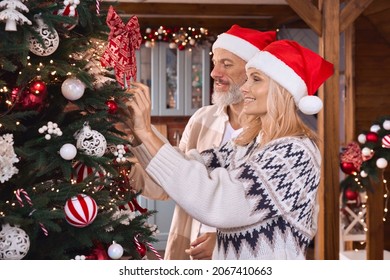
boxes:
[124,40,334,260]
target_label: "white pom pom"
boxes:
[370,124,381,133]
[376,158,388,169]
[358,134,366,144]
[298,95,323,115]
[383,120,390,130]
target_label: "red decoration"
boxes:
[85,242,110,260]
[135,241,147,258]
[53,4,78,30]
[100,6,142,87]
[64,194,98,228]
[340,162,358,175]
[71,162,105,191]
[382,134,390,148]
[366,131,379,143]
[340,142,362,174]
[344,188,359,201]
[14,79,48,111]
[29,80,47,95]
[106,100,118,114]
[116,167,147,213]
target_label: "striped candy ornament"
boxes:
[382,134,390,148]
[71,162,105,191]
[64,194,98,228]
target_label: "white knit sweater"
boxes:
[133,136,321,260]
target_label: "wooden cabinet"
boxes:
[136,42,210,116]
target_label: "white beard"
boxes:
[212,84,243,107]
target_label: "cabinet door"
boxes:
[136,46,159,116]
[158,43,185,116]
[184,47,211,116]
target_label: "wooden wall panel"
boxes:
[355,16,390,251]
[354,16,390,135]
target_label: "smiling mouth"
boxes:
[244,97,256,103]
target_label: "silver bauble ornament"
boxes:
[29,17,59,56]
[75,123,107,157]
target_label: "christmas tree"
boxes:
[0,0,158,260]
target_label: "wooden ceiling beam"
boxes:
[285,0,322,35]
[340,0,375,32]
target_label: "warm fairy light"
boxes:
[50,60,54,63]
[15,121,20,125]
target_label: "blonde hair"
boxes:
[235,79,319,147]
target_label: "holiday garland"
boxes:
[141,26,216,50]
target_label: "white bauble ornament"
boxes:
[0,224,30,260]
[75,123,107,157]
[376,158,388,169]
[61,78,85,101]
[360,170,368,178]
[370,124,381,133]
[29,18,59,56]
[60,143,77,160]
[107,242,124,259]
[357,134,366,144]
[383,120,390,130]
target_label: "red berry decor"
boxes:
[64,194,98,228]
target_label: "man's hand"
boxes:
[185,232,216,260]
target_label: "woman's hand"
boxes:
[124,82,164,156]
[124,82,153,140]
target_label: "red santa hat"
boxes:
[212,24,277,62]
[246,39,334,115]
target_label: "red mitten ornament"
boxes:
[64,194,98,228]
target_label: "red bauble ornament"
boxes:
[340,161,358,175]
[344,188,359,201]
[136,242,147,258]
[178,44,186,51]
[64,194,98,228]
[106,100,118,114]
[365,131,379,143]
[29,80,47,95]
[15,79,48,111]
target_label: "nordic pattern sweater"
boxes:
[134,136,321,260]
